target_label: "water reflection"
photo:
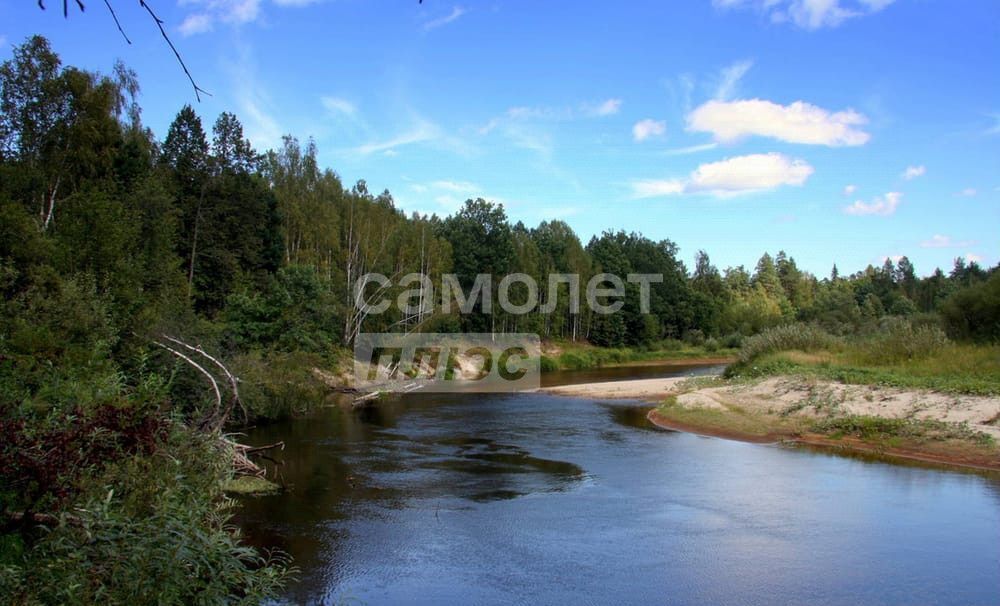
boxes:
[236,366,1000,606]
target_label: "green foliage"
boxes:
[857,318,949,364]
[0,426,291,605]
[736,323,841,364]
[940,272,1000,343]
[812,415,994,446]
[2,34,999,601]
[232,350,332,421]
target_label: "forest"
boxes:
[1,35,998,603]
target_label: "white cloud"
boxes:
[713,0,897,30]
[223,45,282,150]
[902,165,926,180]
[383,149,399,157]
[177,0,261,35]
[631,179,686,198]
[487,98,623,127]
[715,59,753,100]
[179,0,317,35]
[632,119,666,142]
[844,192,902,216]
[591,98,622,116]
[663,142,718,155]
[430,180,479,193]
[957,188,977,197]
[423,6,466,31]
[687,153,813,195]
[631,152,813,199]
[920,234,974,249]
[179,13,213,36]
[843,184,857,195]
[321,96,356,116]
[966,253,984,264]
[986,113,1000,136]
[687,98,870,146]
[355,121,439,155]
[352,112,474,157]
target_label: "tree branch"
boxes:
[104,0,132,44]
[138,0,211,102]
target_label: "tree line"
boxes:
[2,34,998,601]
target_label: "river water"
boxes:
[238,364,1000,605]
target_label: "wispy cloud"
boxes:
[844,192,902,216]
[491,98,624,125]
[920,234,974,249]
[843,184,857,195]
[714,59,753,100]
[478,97,621,158]
[633,119,666,142]
[321,96,356,117]
[223,44,282,150]
[178,0,319,35]
[663,142,718,156]
[355,121,439,155]
[353,115,473,157]
[589,98,622,116]
[430,180,479,193]
[986,113,1000,136]
[177,0,262,36]
[631,152,813,199]
[956,187,978,197]
[423,6,466,31]
[179,13,214,36]
[901,165,926,180]
[713,0,897,30]
[688,98,870,146]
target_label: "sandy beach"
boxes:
[543,374,1000,470]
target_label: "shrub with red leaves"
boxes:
[0,404,170,518]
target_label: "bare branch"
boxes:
[138,0,211,102]
[161,335,247,425]
[104,0,132,44]
[151,339,222,421]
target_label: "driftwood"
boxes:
[151,334,273,478]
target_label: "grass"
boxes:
[541,339,736,372]
[655,395,794,439]
[811,415,995,447]
[728,345,1000,396]
[726,322,1000,396]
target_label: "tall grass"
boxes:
[855,317,949,364]
[737,323,840,364]
[728,319,1000,395]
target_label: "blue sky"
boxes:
[2,0,998,276]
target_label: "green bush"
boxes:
[941,272,1000,343]
[736,323,839,364]
[233,350,331,421]
[859,318,949,364]
[0,426,291,605]
[721,332,743,349]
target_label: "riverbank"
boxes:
[544,374,1000,471]
[540,340,737,372]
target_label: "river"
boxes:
[238,364,1000,605]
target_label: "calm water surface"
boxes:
[238,365,1000,605]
